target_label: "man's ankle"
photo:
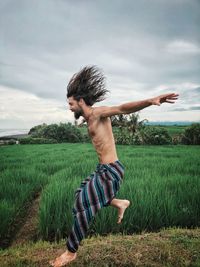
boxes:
[67,250,77,255]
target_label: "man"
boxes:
[50,65,179,266]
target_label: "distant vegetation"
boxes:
[181,123,200,145]
[16,114,200,145]
[26,122,90,143]
[1,113,199,146]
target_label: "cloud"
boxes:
[166,40,200,54]
[171,106,200,111]
[171,108,188,111]
[0,0,200,127]
[189,106,200,110]
[0,85,74,129]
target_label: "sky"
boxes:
[0,0,200,129]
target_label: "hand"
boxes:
[151,93,179,106]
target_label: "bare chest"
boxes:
[87,120,97,137]
[87,117,110,138]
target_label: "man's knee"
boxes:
[73,194,85,214]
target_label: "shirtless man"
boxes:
[49,65,179,266]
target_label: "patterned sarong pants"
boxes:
[66,159,125,253]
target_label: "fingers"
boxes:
[165,100,175,103]
[168,97,178,100]
[168,93,179,96]
[166,96,179,101]
[162,93,179,98]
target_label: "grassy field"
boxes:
[0,143,200,266]
[0,143,199,245]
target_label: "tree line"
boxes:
[18,114,200,145]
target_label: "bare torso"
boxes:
[86,107,118,164]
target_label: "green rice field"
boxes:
[0,143,199,245]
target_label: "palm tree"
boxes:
[111,114,128,128]
[126,113,148,135]
[111,113,148,132]
[111,112,148,144]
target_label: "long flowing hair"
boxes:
[67,65,110,106]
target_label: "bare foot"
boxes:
[117,199,130,224]
[49,250,77,267]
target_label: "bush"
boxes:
[0,139,16,145]
[28,123,47,137]
[140,126,172,145]
[54,123,84,143]
[171,135,182,145]
[114,130,129,145]
[181,123,200,145]
[113,126,172,145]
[81,133,91,143]
[7,139,16,145]
[28,122,85,143]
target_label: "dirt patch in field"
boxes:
[10,191,42,248]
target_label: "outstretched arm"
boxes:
[97,93,179,118]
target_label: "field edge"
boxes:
[0,227,200,267]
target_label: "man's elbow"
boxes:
[119,105,130,115]
[113,105,129,116]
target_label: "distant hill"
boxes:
[144,121,199,126]
[0,134,29,140]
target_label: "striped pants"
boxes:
[66,159,125,253]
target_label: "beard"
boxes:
[74,109,82,120]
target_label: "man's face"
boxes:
[68,96,83,120]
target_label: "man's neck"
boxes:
[82,106,94,122]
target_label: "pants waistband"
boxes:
[96,159,124,171]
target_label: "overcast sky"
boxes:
[0,0,200,129]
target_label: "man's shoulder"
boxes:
[92,106,108,119]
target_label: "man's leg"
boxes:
[110,198,130,224]
[49,174,100,267]
[49,160,128,266]
[49,208,92,267]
